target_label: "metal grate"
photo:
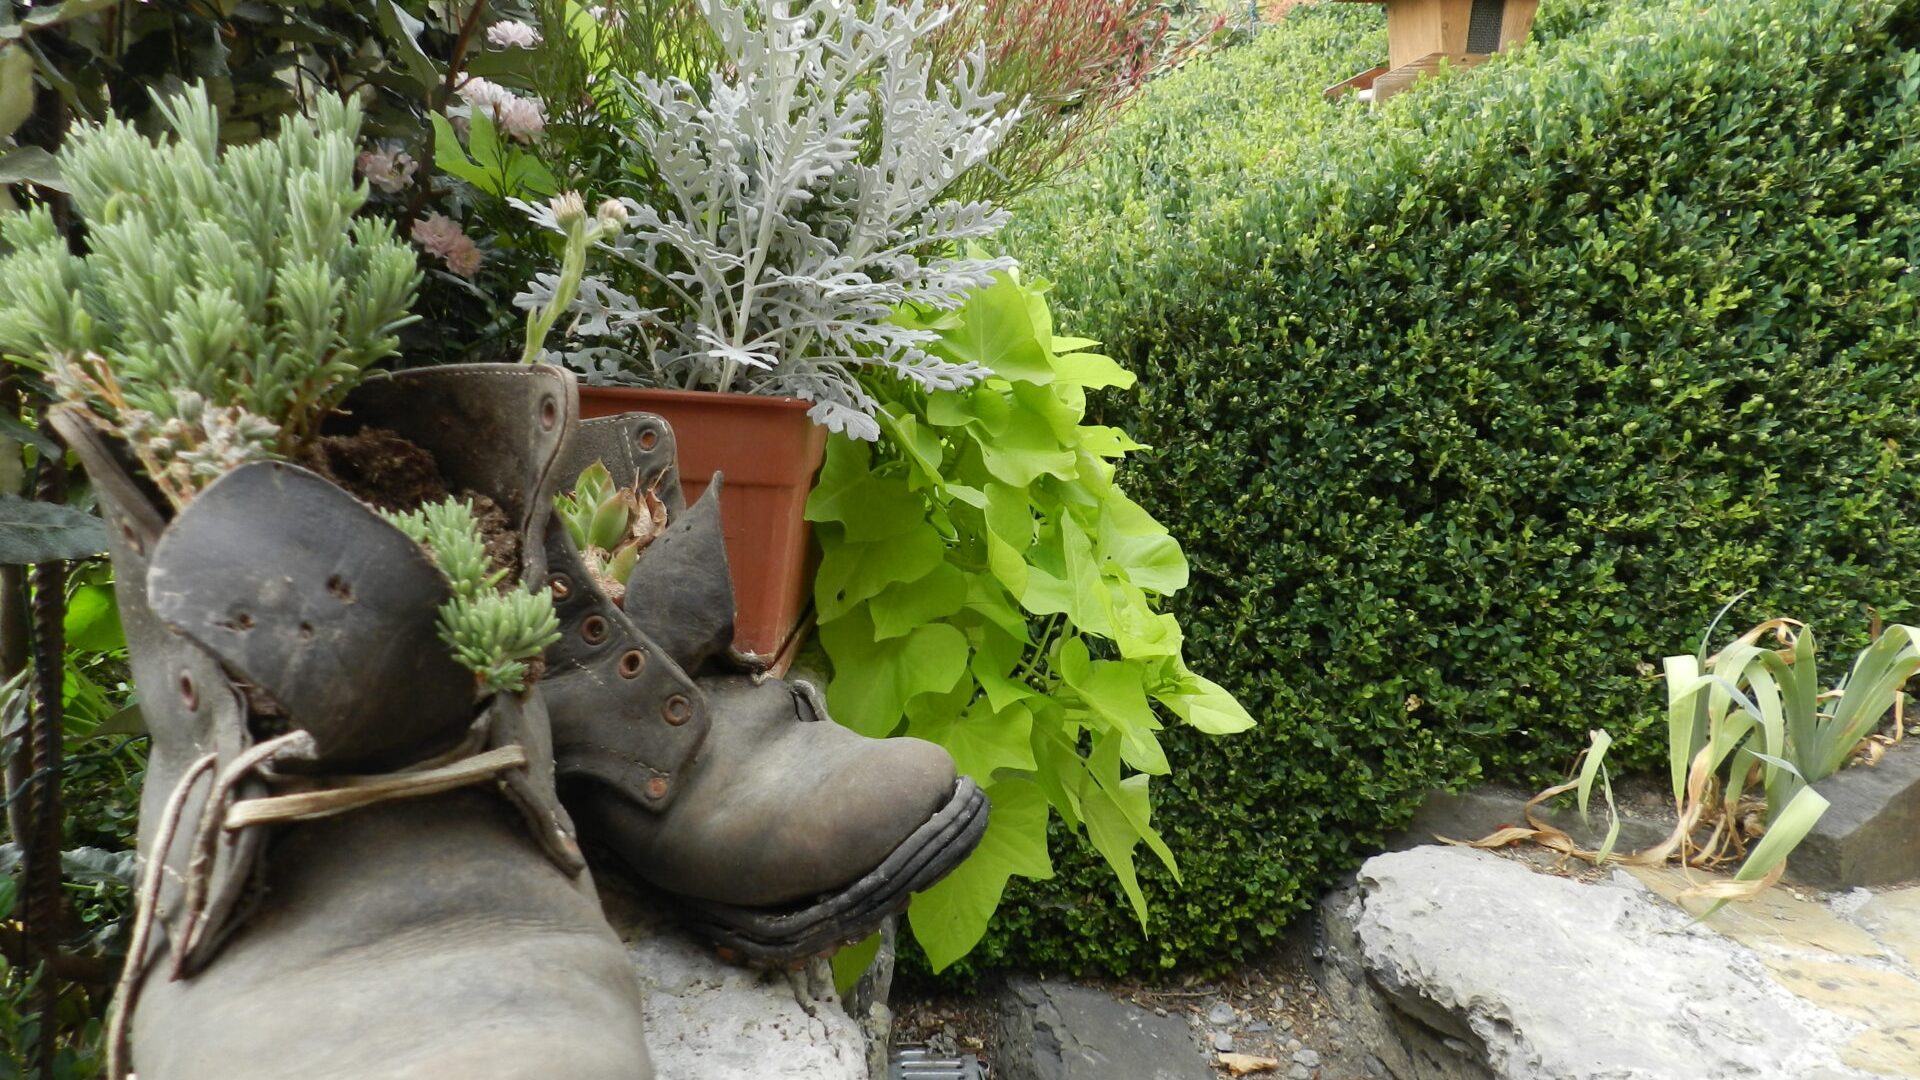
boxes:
[1467,0,1507,54]
[891,1047,988,1080]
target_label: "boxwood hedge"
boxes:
[963,0,1920,977]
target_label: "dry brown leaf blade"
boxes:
[1218,1052,1282,1076]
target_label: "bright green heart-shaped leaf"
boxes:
[908,697,1036,783]
[820,611,968,737]
[971,621,1035,712]
[1053,350,1135,390]
[938,274,1055,385]
[1156,669,1255,735]
[870,562,967,640]
[807,467,927,541]
[63,582,123,653]
[908,778,1052,971]
[815,524,945,622]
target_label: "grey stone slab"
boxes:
[991,976,1211,1080]
[1316,847,1876,1080]
[1795,738,1920,889]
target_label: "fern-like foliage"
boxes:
[0,82,420,505]
[383,499,561,695]
[515,0,1018,440]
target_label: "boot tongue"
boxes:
[622,479,736,675]
[147,461,475,770]
[335,364,576,583]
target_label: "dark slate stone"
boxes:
[1793,738,1920,889]
[990,976,1211,1080]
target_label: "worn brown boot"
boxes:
[57,365,654,1080]
[539,414,988,963]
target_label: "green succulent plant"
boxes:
[0,81,419,508]
[551,460,664,604]
[382,498,561,695]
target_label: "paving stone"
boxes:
[991,976,1212,1080]
[1628,866,1885,958]
[1759,957,1920,1028]
[1852,887,1920,970]
[1843,1026,1920,1078]
[1795,738,1920,889]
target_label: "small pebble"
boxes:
[1153,1006,1168,1017]
[1247,1019,1272,1033]
[1286,1038,1304,1053]
[1212,1031,1235,1052]
[1289,1066,1311,1080]
[1207,1001,1237,1026]
[1294,1048,1322,1069]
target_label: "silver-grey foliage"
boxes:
[516,0,1019,439]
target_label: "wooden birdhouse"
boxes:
[1325,0,1539,103]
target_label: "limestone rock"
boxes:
[1318,847,1876,1080]
[991,976,1212,1080]
[628,930,868,1080]
[607,888,867,1080]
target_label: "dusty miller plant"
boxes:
[0,82,419,508]
[516,0,1020,439]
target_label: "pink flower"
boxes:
[411,213,484,279]
[355,149,418,194]
[486,20,542,48]
[456,77,547,143]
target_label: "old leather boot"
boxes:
[57,365,653,1080]
[539,414,988,963]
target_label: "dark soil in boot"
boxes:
[300,430,520,580]
[461,492,521,583]
[299,428,450,513]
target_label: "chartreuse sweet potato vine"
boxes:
[808,269,1252,970]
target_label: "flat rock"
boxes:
[991,976,1212,1080]
[1318,847,1883,1079]
[606,888,867,1080]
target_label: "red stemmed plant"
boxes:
[927,0,1227,203]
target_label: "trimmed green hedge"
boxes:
[965,0,1920,977]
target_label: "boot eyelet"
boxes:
[581,614,608,645]
[539,395,559,431]
[618,649,646,679]
[549,574,572,600]
[637,427,659,451]
[645,776,670,800]
[662,694,692,726]
[179,672,199,711]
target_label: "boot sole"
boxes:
[681,776,989,965]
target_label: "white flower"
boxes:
[486,20,543,48]
[551,192,588,229]
[595,198,629,230]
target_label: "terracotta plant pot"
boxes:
[577,385,827,664]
